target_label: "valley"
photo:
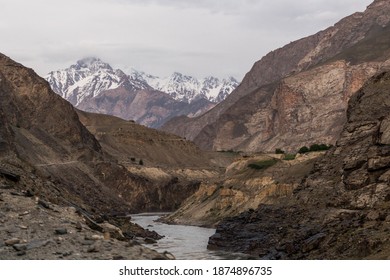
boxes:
[1,0,390,260]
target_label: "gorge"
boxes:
[1,0,390,260]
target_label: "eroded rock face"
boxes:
[206,61,386,152]
[163,0,390,153]
[208,71,390,259]
[164,153,321,227]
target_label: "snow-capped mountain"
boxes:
[46,57,238,128]
[135,71,239,103]
[46,57,150,106]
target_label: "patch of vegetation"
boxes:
[217,149,241,156]
[298,146,310,154]
[139,159,144,165]
[218,149,238,153]
[298,144,332,154]
[309,144,328,152]
[247,159,278,170]
[275,148,285,154]
[283,154,296,161]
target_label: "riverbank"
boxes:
[131,213,252,260]
[0,187,169,260]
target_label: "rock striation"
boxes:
[164,152,321,227]
[208,71,390,259]
[163,0,390,152]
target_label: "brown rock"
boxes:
[379,117,390,145]
[368,156,390,171]
[5,238,21,246]
[75,221,83,231]
[13,243,27,251]
[87,244,100,253]
[367,211,380,221]
[343,169,369,190]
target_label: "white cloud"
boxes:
[0,0,373,79]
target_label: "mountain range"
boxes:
[138,71,238,103]
[46,58,238,127]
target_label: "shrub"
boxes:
[139,159,144,165]
[298,146,310,154]
[275,148,285,154]
[309,144,321,151]
[247,159,278,170]
[299,144,332,154]
[284,154,296,161]
[309,143,332,152]
[318,144,331,151]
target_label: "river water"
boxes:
[131,213,248,260]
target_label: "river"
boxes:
[131,213,248,260]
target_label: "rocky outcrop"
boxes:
[164,153,321,227]
[0,185,168,260]
[208,71,390,259]
[163,152,323,227]
[163,0,390,152]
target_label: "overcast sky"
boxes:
[0,0,373,79]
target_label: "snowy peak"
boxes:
[46,58,149,106]
[201,76,239,103]
[46,57,239,107]
[138,71,238,103]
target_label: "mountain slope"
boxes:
[46,57,149,106]
[75,86,215,128]
[162,0,390,152]
[0,52,215,219]
[208,70,390,259]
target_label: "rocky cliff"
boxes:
[162,0,390,152]
[164,152,322,227]
[208,70,390,259]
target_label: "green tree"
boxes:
[309,144,321,152]
[318,144,330,151]
[298,146,310,154]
